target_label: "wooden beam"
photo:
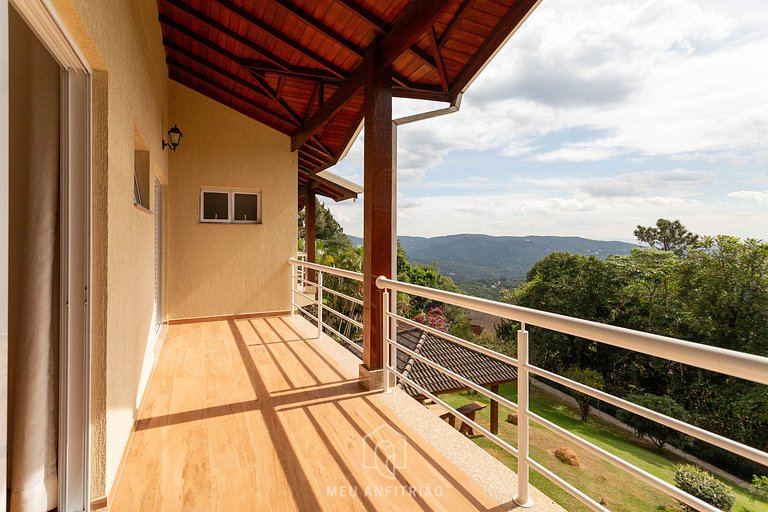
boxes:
[163,39,302,125]
[428,26,449,92]
[298,149,326,168]
[243,60,342,81]
[306,187,317,280]
[438,0,469,48]
[161,1,296,72]
[292,0,452,151]
[167,61,298,128]
[215,0,347,78]
[392,86,451,103]
[334,108,364,160]
[379,0,453,66]
[490,384,499,435]
[362,43,393,373]
[451,0,541,96]
[291,66,363,151]
[272,0,363,58]
[331,0,441,73]
[162,34,336,157]
[332,0,387,32]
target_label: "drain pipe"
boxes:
[385,93,463,365]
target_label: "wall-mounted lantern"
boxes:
[162,124,183,151]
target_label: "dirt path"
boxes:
[531,380,755,491]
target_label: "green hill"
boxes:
[348,234,637,281]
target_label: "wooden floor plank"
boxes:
[108,315,502,511]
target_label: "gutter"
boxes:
[393,93,463,126]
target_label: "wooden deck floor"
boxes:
[109,315,503,511]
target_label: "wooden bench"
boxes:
[439,401,486,436]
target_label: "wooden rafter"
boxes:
[214,0,347,78]
[291,66,363,151]
[292,0,453,151]
[438,0,469,48]
[271,0,363,58]
[330,0,440,74]
[169,64,296,128]
[392,86,450,102]
[164,39,301,125]
[427,26,448,92]
[333,108,364,160]
[243,60,342,81]
[164,28,339,153]
[298,149,327,168]
[160,4,296,72]
[158,0,542,176]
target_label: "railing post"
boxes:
[382,288,391,394]
[515,324,534,508]
[317,271,324,339]
[290,263,296,317]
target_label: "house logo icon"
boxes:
[362,424,407,479]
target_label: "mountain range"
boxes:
[347,234,637,281]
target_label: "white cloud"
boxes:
[375,0,768,176]
[727,190,768,202]
[526,169,716,198]
[323,0,768,240]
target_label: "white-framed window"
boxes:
[200,189,262,224]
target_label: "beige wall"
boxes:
[53,0,170,497]
[168,82,297,320]
[39,0,296,499]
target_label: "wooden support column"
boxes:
[361,42,394,376]
[305,185,317,281]
[490,384,499,435]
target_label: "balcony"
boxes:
[108,313,563,511]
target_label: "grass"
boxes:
[441,384,768,512]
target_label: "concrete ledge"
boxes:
[311,330,565,511]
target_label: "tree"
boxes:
[634,218,699,255]
[563,367,605,421]
[617,394,692,451]
[504,252,623,372]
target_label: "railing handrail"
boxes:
[289,257,363,282]
[375,276,768,386]
[375,274,768,511]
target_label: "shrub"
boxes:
[673,464,735,512]
[617,394,692,451]
[754,474,768,497]
[562,366,605,422]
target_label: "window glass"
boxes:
[234,193,259,222]
[202,191,229,221]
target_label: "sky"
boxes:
[320,0,768,242]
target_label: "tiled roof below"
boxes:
[347,328,517,397]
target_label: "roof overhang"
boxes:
[299,169,362,205]
[158,0,542,175]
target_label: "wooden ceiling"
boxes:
[158,0,540,199]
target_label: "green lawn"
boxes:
[441,384,768,512]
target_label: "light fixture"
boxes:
[162,124,183,151]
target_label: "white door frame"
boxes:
[5,1,92,510]
[0,3,9,512]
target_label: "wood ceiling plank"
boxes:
[215,0,348,77]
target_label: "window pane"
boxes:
[234,193,259,222]
[202,192,229,220]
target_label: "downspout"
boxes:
[387,92,463,347]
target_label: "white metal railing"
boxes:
[289,258,363,354]
[375,275,768,512]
